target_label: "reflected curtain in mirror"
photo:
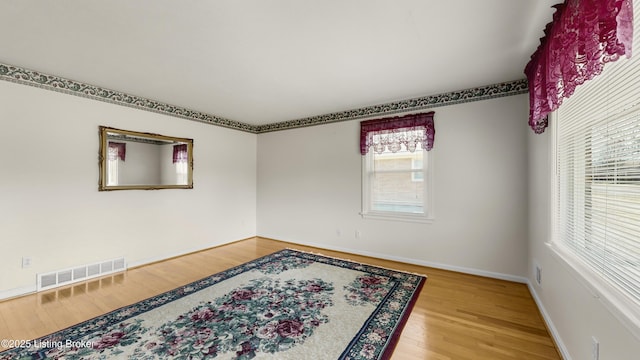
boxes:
[108,142,126,161]
[172,144,189,185]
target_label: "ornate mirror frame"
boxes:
[98,126,194,191]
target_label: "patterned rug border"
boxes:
[285,247,429,279]
[280,249,427,359]
[0,249,426,359]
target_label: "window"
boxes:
[107,142,126,186]
[362,142,432,221]
[411,157,423,182]
[173,144,189,185]
[360,112,435,222]
[551,3,640,334]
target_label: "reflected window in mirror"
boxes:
[173,144,189,185]
[107,142,126,186]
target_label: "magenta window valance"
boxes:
[360,112,435,155]
[173,144,188,163]
[525,0,634,134]
[108,142,126,161]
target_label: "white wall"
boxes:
[118,140,162,185]
[0,80,257,297]
[257,94,530,279]
[4,74,638,358]
[527,130,640,360]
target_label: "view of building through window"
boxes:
[370,147,425,213]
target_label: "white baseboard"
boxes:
[127,237,247,269]
[289,239,529,283]
[0,237,249,301]
[0,285,37,301]
[1,235,570,360]
[527,282,571,360]
[286,238,571,359]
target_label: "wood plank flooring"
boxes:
[0,237,561,359]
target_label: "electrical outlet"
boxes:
[592,336,599,360]
[355,230,361,238]
[535,264,542,286]
[22,257,32,268]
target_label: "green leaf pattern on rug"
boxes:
[0,250,425,360]
[27,320,149,360]
[138,277,334,359]
[344,274,394,306]
[254,256,313,274]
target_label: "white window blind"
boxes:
[365,144,426,213]
[361,138,433,223]
[554,1,640,327]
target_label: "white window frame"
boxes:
[361,146,434,223]
[107,147,119,186]
[548,108,640,339]
[544,0,640,336]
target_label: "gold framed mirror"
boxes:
[98,126,193,191]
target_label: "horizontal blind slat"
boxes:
[554,0,640,307]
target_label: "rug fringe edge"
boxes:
[284,247,428,279]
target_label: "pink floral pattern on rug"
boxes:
[0,249,425,360]
[137,277,333,358]
[344,275,393,306]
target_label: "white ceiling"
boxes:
[0,0,557,126]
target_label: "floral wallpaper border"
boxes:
[0,62,527,134]
[256,79,528,133]
[0,62,254,133]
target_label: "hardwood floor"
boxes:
[0,237,561,359]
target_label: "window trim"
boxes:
[361,147,434,223]
[548,112,640,339]
[411,158,424,182]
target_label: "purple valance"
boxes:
[108,142,126,161]
[360,112,435,155]
[525,0,634,134]
[173,144,188,163]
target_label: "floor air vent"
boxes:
[37,257,126,291]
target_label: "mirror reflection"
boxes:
[99,126,193,191]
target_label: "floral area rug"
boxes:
[0,249,425,359]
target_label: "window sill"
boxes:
[546,241,640,340]
[360,211,434,224]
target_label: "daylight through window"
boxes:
[360,113,435,222]
[552,3,640,330]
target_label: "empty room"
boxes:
[0,1,639,359]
